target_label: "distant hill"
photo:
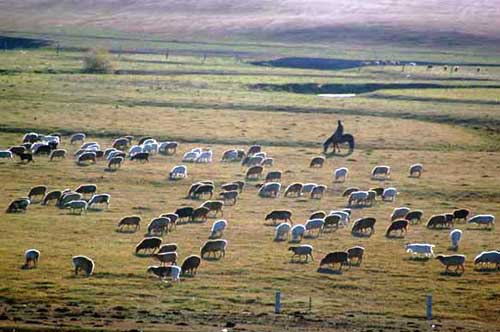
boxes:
[1,0,499,49]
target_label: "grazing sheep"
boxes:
[301,183,318,194]
[221,182,239,192]
[221,149,244,162]
[64,200,88,215]
[0,150,13,160]
[76,151,96,165]
[41,190,62,206]
[75,184,97,197]
[342,187,359,197]
[329,211,350,226]
[23,249,40,269]
[467,214,495,229]
[266,210,292,225]
[386,219,409,237]
[169,165,188,180]
[242,155,264,167]
[153,252,178,266]
[182,150,200,162]
[6,198,30,213]
[366,190,377,205]
[130,152,149,162]
[158,141,178,155]
[289,245,314,262]
[28,185,47,202]
[391,207,410,221]
[80,142,100,150]
[453,209,470,223]
[202,200,224,217]
[247,145,261,156]
[195,150,213,163]
[258,182,281,198]
[435,255,465,274]
[309,211,326,220]
[334,167,349,183]
[20,153,34,163]
[382,187,398,202]
[88,194,111,210]
[246,165,264,180]
[311,185,327,199]
[371,165,391,179]
[136,237,162,254]
[147,265,181,282]
[323,215,341,232]
[58,192,83,208]
[70,133,86,144]
[290,224,306,242]
[284,182,303,197]
[265,171,282,183]
[117,216,141,232]
[47,148,66,161]
[405,210,423,224]
[108,156,124,169]
[369,187,385,197]
[234,181,245,192]
[426,214,449,229]
[351,217,376,236]
[147,217,170,236]
[262,157,274,166]
[219,190,239,205]
[450,229,462,250]
[138,136,153,145]
[209,219,227,239]
[347,246,365,265]
[405,243,435,257]
[348,191,369,207]
[128,145,143,157]
[305,219,324,237]
[309,156,325,168]
[72,255,95,277]
[474,251,500,270]
[158,243,178,254]
[191,207,210,222]
[409,163,423,178]
[175,207,194,222]
[9,146,26,157]
[200,239,228,259]
[181,255,202,276]
[23,132,40,143]
[159,213,178,231]
[193,184,215,200]
[319,251,349,271]
[274,223,291,241]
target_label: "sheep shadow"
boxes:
[439,271,464,277]
[447,246,459,252]
[201,256,224,262]
[289,259,311,265]
[385,234,406,239]
[20,264,36,270]
[273,238,288,242]
[473,267,499,273]
[465,227,493,232]
[114,229,138,234]
[134,252,156,258]
[351,231,373,238]
[288,239,302,244]
[104,168,118,173]
[303,233,320,239]
[406,256,431,262]
[317,267,343,275]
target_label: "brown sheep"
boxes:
[152,252,178,266]
[246,165,263,180]
[347,246,365,266]
[386,219,409,237]
[219,190,239,205]
[284,182,303,197]
[201,200,224,217]
[426,214,449,229]
[351,217,376,236]
[191,207,210,222]
[181,255,202,276]
[309,211,326,220]
[319,251,350,271]
[28,185,47,203]
[117,215,141,232]
[309,156,325,168]
[41,190,62,206]
[405,210,423,224]
[201,239,227,259]
[265,210,292,225]
[135,237,162,255]
[265,171,282,183]
[49,149,66,161]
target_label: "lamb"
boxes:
[88,194,111,210]
[452,209,470,223]
[6,198,31,213]
[41,190,62,206]
[310,185,327,199]
[152,252,178,266]
[72,255,95,277]
[474,251,500,270]
[181,255,202,276]
[274,223,291,241]
[348,191,369,207]
[309,156,325,168]
[319,251,349,271]
[158,243,178,254]
[347,246,365,265]
[258,182,281,198]
[391,207,410,221]
[169,165,188,180]
[209,219,228,239]
[371,165,391,179]
[334,167,349,183]
[405,243,435,258]
[305,219,324,237]
[382,187,398,202]
[28,185,47,202]
[219,190,239,205]
[290,224,306,243]
[409,163,423,178]
[147,265,181,282]
[117,216,141,232]
[147,217,170,236]
[351,217,376,236]
[265,171,282,183]
[23,249,40,269]
[64,200,88,215]
[405,210,423,224]
[266,210,292,225]
[70,133,86,144]
[449,229,462,250]
[246,165,264,180]
[200,239,228,259]
[435,255,466,274]
[135,237,162,255]
[386,219,409,237]
[288,245,314,262]
[467,214,495,229]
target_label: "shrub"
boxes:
[83,48,114,73]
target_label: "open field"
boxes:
[0,38,499,332]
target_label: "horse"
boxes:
[323,133,355,154]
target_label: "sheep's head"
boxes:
[288,246,297,252]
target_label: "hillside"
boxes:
[1,0,500,49]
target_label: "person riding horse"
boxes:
[323,120,355,154]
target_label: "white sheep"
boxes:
[258,182,281,198]
[288,245,314,262]
[24,249,40,268]
[382,187,398,202]
[409,163,423,177]
[290,224,306,242]
[391,207,410,221]
[221,149,239,162]
[467,214,495,229]
[147,265,181,282]
[449,229,463,249]
[274,223,291,241]
[209,219,227,239]
[334,167,349,183]
[196,150,213,163]
[81,142,100,150]
[169,165,188,180]
[348,191,369,207]
[329,210,350,226]
[143,142,159,155]
[371,165,391,179]
[405,243,435,257]
[182,150,200,162]
[128,145,143,157]
[301,183,318,193]
[64,200,88,214]
[305,218,324,237]
[0,150,13,159]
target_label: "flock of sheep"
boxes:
[3,130,499,284]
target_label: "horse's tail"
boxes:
[348,136,355,150]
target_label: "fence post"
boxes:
[426,294,432,320]
[275,291,281,314]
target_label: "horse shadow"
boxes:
[324,150,353,159]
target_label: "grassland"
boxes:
[0,39,499,332]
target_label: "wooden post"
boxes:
[274,291,281,314]
[426,294,432,320]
